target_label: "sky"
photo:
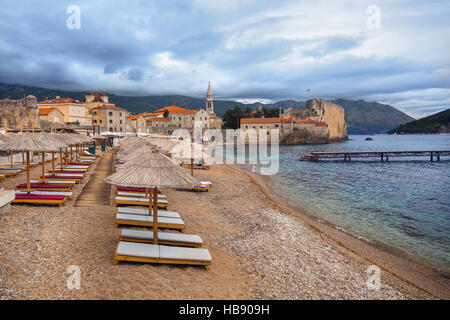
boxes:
[0,0,449,118]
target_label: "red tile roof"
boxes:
[241,117,294,124]
[93,105,127,112]
[38,98,82,105]
[295,119,316,124]
[154,105,198,114]
[146,117,170,122]
[38,108,57,115]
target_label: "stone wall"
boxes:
[0,95,40,130]
[305,99,347,140]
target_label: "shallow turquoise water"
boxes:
[212,134,450,274]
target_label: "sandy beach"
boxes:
[0,151,445,299]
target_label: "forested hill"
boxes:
[388,108,450,134]
[0,82,414,134]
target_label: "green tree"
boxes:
[163,109,169,118]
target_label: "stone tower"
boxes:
[206,81,214,114]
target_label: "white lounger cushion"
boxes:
[0,166,25,169]
[120,229,203,245]
[30,179,76,184]
[15,190,72,196]
[0,170,21,174]
[51,173,84,177]
[200,181,212,185]
[117,191,167,199]
[117,241,159,258]
[115,196,168,204]
[117,207,180,218]
[160,245,211,261]
[116,242,211,262]
[116,213,184,225]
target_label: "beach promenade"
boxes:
[0,152,440,299]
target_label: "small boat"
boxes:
[365,137,373,141]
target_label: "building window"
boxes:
[93,111,97,116]
[109,120,113,124]
[109,112,113,116]
[275,124,279,128]
[119,113,122,117]
[120,127,122,132]
[109,127,113,131]
[72,107,76,113]
[99,120,102,123]
[93,120,97,124]
[179,117,181,120]
[120,120,122,124]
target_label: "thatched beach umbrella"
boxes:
[0,133,62,191]
[105,152,199,244]
[36,133,68,176]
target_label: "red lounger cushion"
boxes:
[43,175,82,179]
[116,186,161,193]
[48,170,86,173]
[17,183,70,188]
[65,162,90,165]
[15,194,65,200]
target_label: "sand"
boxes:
[0,152,445,299]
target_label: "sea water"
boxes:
[212,134,450,274]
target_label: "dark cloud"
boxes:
[0,0,448,117]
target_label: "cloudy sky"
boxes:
[0,0,449,118]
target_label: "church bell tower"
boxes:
[206,81,214,114]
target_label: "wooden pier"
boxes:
[300,150,450,162]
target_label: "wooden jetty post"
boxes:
[430,151,433,162]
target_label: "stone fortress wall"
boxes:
[0,95,40,130]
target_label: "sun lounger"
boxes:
[174,185,210,192]
[38,176,82,183]
[63,162,91,166]
[46,173,84,177]
[16,183,72,191]
[119,229,203,247]
[15,190,72,197]
[117,206,181,219]
[116,191,167,199]
[115,186,161,194]
[57,165,89,170]
[30,179,76,185]
[47,170,87,174]
[0,165,26,170]
[0,170,21,177]
[13,194,67,207]
[115,213,184,231]
[113,242,211,270]
[114,196,169,209]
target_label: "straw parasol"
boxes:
[36,132,68,176]
[105,151,199,245]
[0,133,63,191]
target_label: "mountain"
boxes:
[0,82,414,134]
[388,108,450,134]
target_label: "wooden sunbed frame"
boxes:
[16,185,72,192]
[0,171,21,177]
[118,235,201,248]
[112,243,210,270]
[13,196,67,207]
[37,177,82,183]
[173,186,210,192]
[114,216,184,232]
[114,199,169,209]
